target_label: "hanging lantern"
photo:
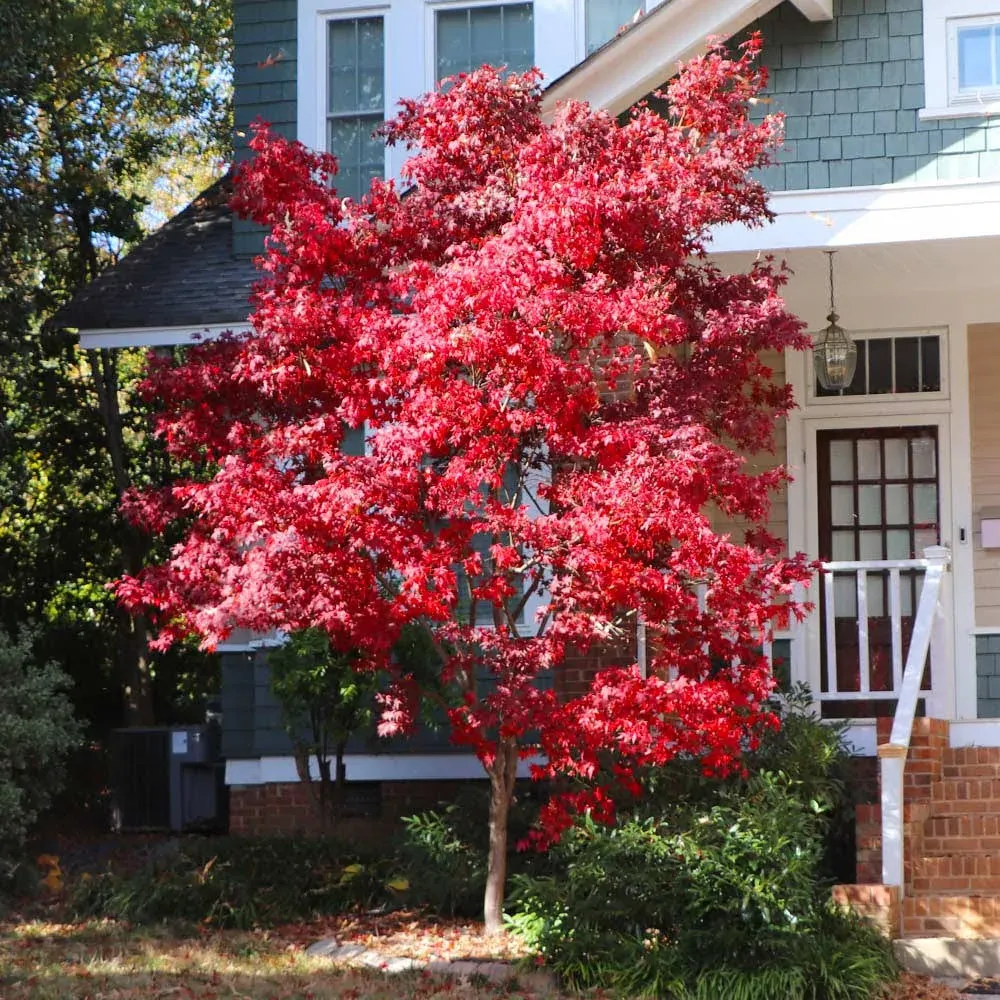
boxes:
[812,250,857,392]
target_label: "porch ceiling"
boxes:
[717,235,1000,330]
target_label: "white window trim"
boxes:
[921,0,1000,120]
[297,3,391,170]
[805,326,949,406]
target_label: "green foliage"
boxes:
[398,806,487,918]
[71,837,396,930]
[507,692,896,999]
[0,627,81,854]
[269,630,379,825]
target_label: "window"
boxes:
[814,333,944,400]
[327,17,385,203]
[586,0,643,55]
[921,0,1000,118]
[435,4,533,84]
[949,15,1000,104]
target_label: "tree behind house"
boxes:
[268,630,377,829]
[119,37,813,933]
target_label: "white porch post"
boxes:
[878,745,906,891]
[925,545,955,721]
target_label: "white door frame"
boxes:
[784,324,975,721]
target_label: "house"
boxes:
[52,0,1000,937]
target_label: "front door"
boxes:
[817,427,940,717]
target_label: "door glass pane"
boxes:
[832,530,855,560]
[866,573,885,617]
[832,486,855,526]
[857,439,881,479]
[884,438,908,479]
[959,25,994,89]
[914,484,938,523]
[834,574,857,618]
[914,527,938,556]
[859,530,882,560]
[886,529,911,559]
[912,437,936,478]
[858,485,882,526]
[901,575,913,616]
[886,484,909,523]
[830,440,854,480]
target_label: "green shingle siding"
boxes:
[751,0,1000,190]
[233,0,297,258]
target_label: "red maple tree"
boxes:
[118,36,812,932]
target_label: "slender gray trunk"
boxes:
[484,734,518,935]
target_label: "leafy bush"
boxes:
[507,692,896,1000]
[0,627,81,853]
[71,837,398,929]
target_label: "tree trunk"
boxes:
[484,734,518,935]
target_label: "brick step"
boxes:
[910,855,1000,892]
[902,894,1000,938]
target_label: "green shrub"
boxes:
[508,756,896,999]
[0,627,81,857]
[70,837,397,929]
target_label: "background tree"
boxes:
[268,630,378,829]
[0,0,232,728]
[119,39,813,932]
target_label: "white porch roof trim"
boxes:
[540,0,832,120]
[711,177,1000,253]
[77,322,251,350]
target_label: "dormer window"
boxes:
[922,0,1000,118]
[950,15,1000,104]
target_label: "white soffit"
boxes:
[541,0,832,119]
[710,178,1000,254]
[77,322,251,350]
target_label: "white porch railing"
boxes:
[820,546,952,894]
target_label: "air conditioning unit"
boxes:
[109,725,226,833]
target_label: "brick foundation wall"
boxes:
[229,779,473,837]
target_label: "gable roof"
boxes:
[50,172,257,334]
[541,0,832,119]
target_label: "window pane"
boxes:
[832,530,855,560]
[914,484,938,524]
[887,529,911,559]
[329,21,358,113]
[844,338,868,396]
[437,10,469,80]
[895,336,920,393]
[832,486,855,526]
[921,337,941,392]
[357,19,384,111]
[470,6,504,67]
[911,437,936,478]
[886,484,909,523]
[885,438,908,479]
[857,439,881,480]
[859,530,882,560]
[868,339,892,394]
[959,25,994,89]
[858,485,882,526]
[830,440,854,480]
[586,0,641,54]
[503,3,534,70]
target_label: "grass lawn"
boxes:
[0,919,568,1000]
